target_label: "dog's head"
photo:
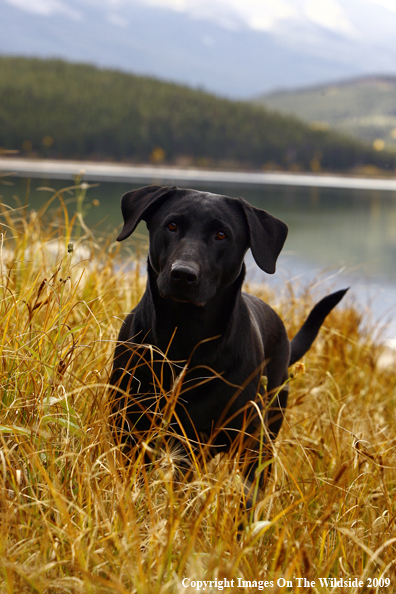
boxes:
[117,185,288,307]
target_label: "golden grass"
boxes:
[0,187,395,593]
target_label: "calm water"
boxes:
[2,176,396,336]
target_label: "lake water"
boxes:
[2,175,396,338]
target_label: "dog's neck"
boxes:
[144,260,246,361]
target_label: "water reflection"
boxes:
[1,176,396,334]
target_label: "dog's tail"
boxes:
[289,288,348,366]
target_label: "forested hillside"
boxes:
[257,76,396,151]
[1,56,395,172]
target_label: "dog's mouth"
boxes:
[170,295,191,304]
[168,294,206,307]
[159,289,206,307]
[156,272,209,307]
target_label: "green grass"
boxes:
[0,185,395,593]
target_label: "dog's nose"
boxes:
[170,263,199,285]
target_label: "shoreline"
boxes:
[1,157,396,191]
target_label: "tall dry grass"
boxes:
[0,184,395,593]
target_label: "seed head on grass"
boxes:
[0,190,395,592]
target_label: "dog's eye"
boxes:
[215,231,226,240]
[168,222,177,232]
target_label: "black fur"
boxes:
[110,185,347,493]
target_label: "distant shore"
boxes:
[1,157,396,191]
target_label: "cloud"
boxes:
[135,0,292,30]
[303,0,356,35]
[368,0,396,11]
[135,0,355,35]
[4,0,81,18]
[4,0,394,38]
[107,12,129,27]
[223,0,297,30]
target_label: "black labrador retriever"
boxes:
[110,185,347,495]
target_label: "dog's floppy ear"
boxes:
[239,199,288,274]
[117,185,177,241]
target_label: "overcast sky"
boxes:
[3,0,396,95]
[5,0,396,31]
[139,0,396,32]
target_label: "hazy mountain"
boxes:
[256,76,396,150]
[1,0,396,97]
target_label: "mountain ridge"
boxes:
[0,56,395,174]
[260,74,396,96]
[256,75,396,149]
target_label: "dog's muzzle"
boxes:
[159,261,204,305]
[170,262,199,286]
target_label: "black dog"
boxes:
[111,185,347,493]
